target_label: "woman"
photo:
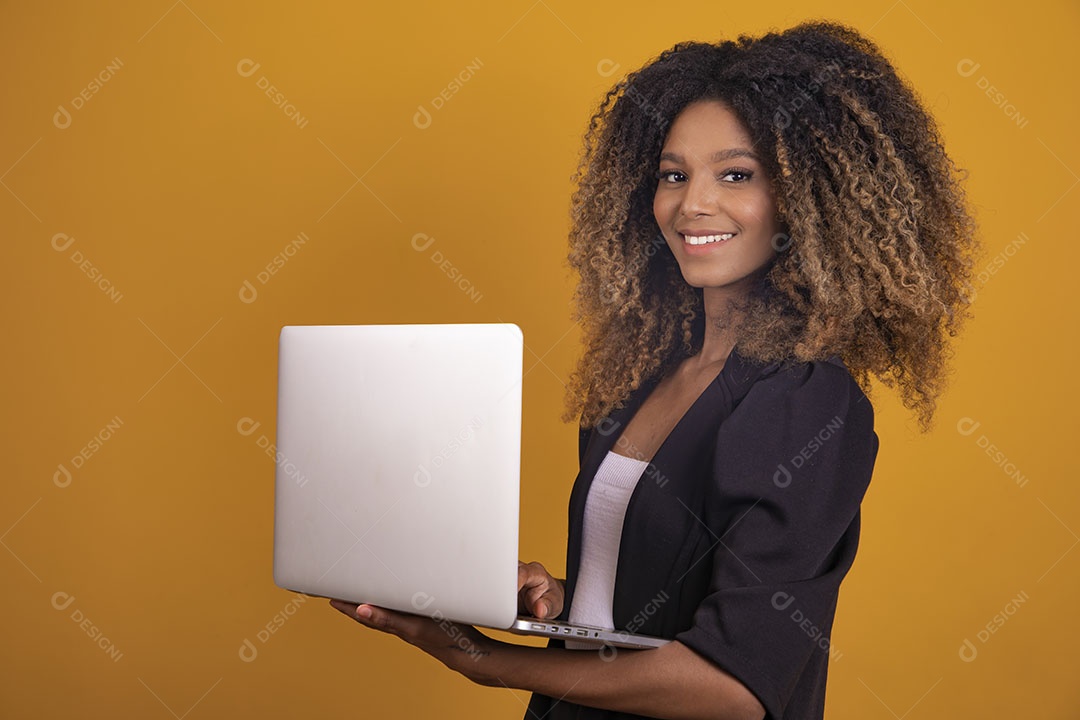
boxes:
[331,20,978,720]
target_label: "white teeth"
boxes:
[684,233,734,245]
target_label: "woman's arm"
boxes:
[486,637,765,720]
[332,551,763,720]
[509,563,760,718]
[330,596,764,720]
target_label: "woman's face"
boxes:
[653,99,783,294]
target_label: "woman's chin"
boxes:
[678,270,733,290]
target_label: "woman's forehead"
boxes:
[660,101,757,156]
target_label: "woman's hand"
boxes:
[328,560,562,686]
[518,560,565,619]
[328,599,506,686]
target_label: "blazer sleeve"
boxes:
[673,358,879,720]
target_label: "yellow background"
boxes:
[3,0,1077,717]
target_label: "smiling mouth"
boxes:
[681,233,736,246]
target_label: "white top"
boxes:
[564,450,649,650]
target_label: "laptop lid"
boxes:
[272,323,523,629]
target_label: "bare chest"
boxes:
[610,363,724,464]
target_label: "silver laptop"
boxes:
[271,323,668,650]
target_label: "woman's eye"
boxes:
[721,170,753,182]
[656,169,753,183]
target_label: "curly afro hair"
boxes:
[563,20,980,433]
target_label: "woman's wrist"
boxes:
[472,639,536,688]
[468,636,526,687]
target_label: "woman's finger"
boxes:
[523,585,560,618]
[329,599,357,616]
[329,600,388,629]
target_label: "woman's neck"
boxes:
[696,286,746,368]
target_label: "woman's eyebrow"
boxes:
[659,148,760,163]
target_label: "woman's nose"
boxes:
[679,175,721,217]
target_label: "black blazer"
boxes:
[524,345,879,720]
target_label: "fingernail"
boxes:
[357,605,373,620]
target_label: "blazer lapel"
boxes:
[562,373,660,618]
[559,345,779,623]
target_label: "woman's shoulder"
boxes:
[723,346,871,418]
[716,348,879,492]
